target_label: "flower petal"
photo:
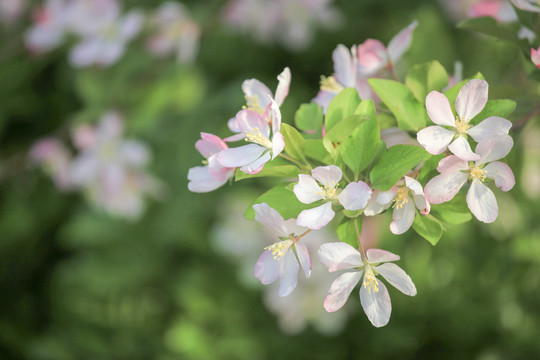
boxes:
[416,126,455,155]
[448,136,480,161]
[296,203,335,230]
[195,132,228,157]
[187,166,228,193]
[253,203,288,238]
[270,97,282,136]
[468,116,512,143]
[475,135,513,165]
[333,44,356,88]
[254,249,281,285]
[483,161,515,192]
[318,242,364,272]
[360,280,392,328]
[240,151,271,174]
[338,181,372,210]
[425,91,456,126]
[467,180,498,223]
[455,79,488,121]
[311,165,343,187]
[356,39,387,76]
[424,172,468,204]
[390,198,416,235]
[242,78,272,113]
[274,67,291,106]
[324,271,363,312]
[366,248,400,263]
[387,20,418,63]
[217,143,264,168]
[278,250,300,297]
[295,243,312,279]
[294,174,323,204]
[271,133,285,160]
[375,263,417,296]
[236,109,270,138]
[436,155,469,173]
[512,0,540,13]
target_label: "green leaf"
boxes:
[431,195,472,225]
[343,209,363,218]
[444,72,485,105]
[235,157,300,181]
[370,145,431,190]
[337,217,361,249]
[405,61,449,104]
[325,88,361,130]
[304,139,330,163]
[244,184,312,220]
[457,16,522,45]
[368,78,426,131]
[471,99,516,125]
[280,123,307,162]
[417,153,445,184]
[322,114,365,155]
[412,214,444,246]
[341,100,380,176]
[295,103,323,136]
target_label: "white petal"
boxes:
[332,44,356,88]
[455,79,488,121]
[387,20,418,63]
[295,243,312,279]
[360,280,392,328]
[448,136,480,161]
[254,249,281,285]
[483,161,515,192]
[416,126,455,155]
[278,250,300,297]
[294,175,323,204]
[467,180,498,223]
[424,172,468,204]
[242,79,272,113]
[296,203,335,230]
[436,155,469,173]
[364,195,391,216]
[318,242,364,272]
[271,132,285,160]
[425,91,456,126]
[375,263,417,296]
[217,143,264,168]
[324,271,363,312]
[240,151,271,174]
[475,135,513,165]
[512,0,540,13]
[253,203,288,237]
[390,199,416,235]
[366,248,400,263]
[338,181,372,211]
[187,166,228,193]
[404,176,423,196]
[468,116,512,143]
[274,67,291,106]
[311,165,343,187]
[270,97,282,136]
[236,109,270,138]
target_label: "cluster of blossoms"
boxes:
[24,0,200,67]
[31,111,160,219]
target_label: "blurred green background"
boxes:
[1,0,540,359]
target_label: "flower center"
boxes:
[320,75,344,93]
[470,166,486,182]
[317,181,339,200]
[244,94,265,114]
[265,240,293,261]
[393,186,409,209]
[362,265,379,294]
[245,127,272,148]
[455,116,471,134]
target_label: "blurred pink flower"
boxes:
[0,0,25,25]
[531,46,540,68]
[30,137,73,190]
[24,0,69,53]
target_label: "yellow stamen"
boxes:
[244,94,265,114]
[455,116,471,134]
[320,75,344,93]
[265,240,293,261]
[245,127,272,148]
[362,266,379,294]
[393,186,409,209]
[317,180,339,200]
[470,166,487,182]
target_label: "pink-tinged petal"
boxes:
[366,248,400,263]
[271,132,285,160]
[324,271,363,312]
[333,44,356,87]
[119,11,144,40]
[424,172,468,204]
[242,78,273,113]
[363,187,396,216]
[318,242,364,272]
[270,98,282,138]
[413,193,429,213]
[255,249,280,285]
[294,243,312,279]
[374,263,417,296]
[425,91,456,126]
[187,166,228,193]
[390,199,415,235]
[387,20,418,63]
[483,161,515,192]
[312,90,335,113]
[357,39,387,76]
[416,126,455,155]
[278,250,300,297]
[217,143,265,168]
[531,47,540,67]
[404,176,423,196]
[227,117,241,134]
[296,202,335,230]
[274,67,291,106]
[360,280,392,328]
[455,79,488,121]
[195,133,227,158]
[223,133,245,142]
[468,116,512,143]
[467,180,498,223]
[436,155,469,173]
[253,203,288,237]
[338,181,372,210]
[512,0,540,13]
[294,174,323,204]
[448,136,480,161]
[475,135,513,165]
[311,165,342,187]
[240,151,271,174]
[364,197,391,216]
[236,109,270,138]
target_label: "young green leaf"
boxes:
[325,88,361,131]
[280,123,307,162]
[444,72,485,105]
[417,153,445,184]
[412,214,444,246]
[295,103,323,136]
[322,114,365,155]
[235,157,300,181]
[470,99,516,125]
[304,139,331,163]
[337,217,361,249]
[430,195,472,225]
[405,61,449,104]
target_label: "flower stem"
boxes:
[294,229,312,242]
[354,217,366,258]
[280,152,312,172]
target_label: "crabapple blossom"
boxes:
[511,0,540,12]
[417,79,512,161]
[30,137,73,190]
[318,242,416,327]
[253,203,312,297]
[24,0,69,53]
[187,133,235,193]
[293,165,372,229]
[424,135,515,223]
[0,0,25,25]
[468,0,517,22]
[531,47,540,68]
[218,99,284,174]
[364,176,430,235]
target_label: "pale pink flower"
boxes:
[424,135,515,223]
[511,0,540,13]
[218,99,284,174]
[65,0,120,36]
[417,79,512,161]
[0,0,25,25]
[293,165,372,229]
[364,176,430,235]
[30,137,73,190]
[253,203,312,297]
[531,47,540,68]
[468,0,517,22]
[24,0,69,53]
[187,133,235,193]
[318,242,416,327]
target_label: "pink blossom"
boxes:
[253,203,312,297]
[531,47,540,68]
[417,79,512,161]
[293,165,372,229]
[30,137,73,190]
[424,135,515,223]
[468,0,517,22]
[24,0,69,53]
[318,242,416,327]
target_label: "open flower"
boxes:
[218,99,284,174]
[253,203,312,297]
[417,79,512,161]
[364,176,430,235]
[293,165,372,229]
[424,135,515,223]
[318,242,416,327]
